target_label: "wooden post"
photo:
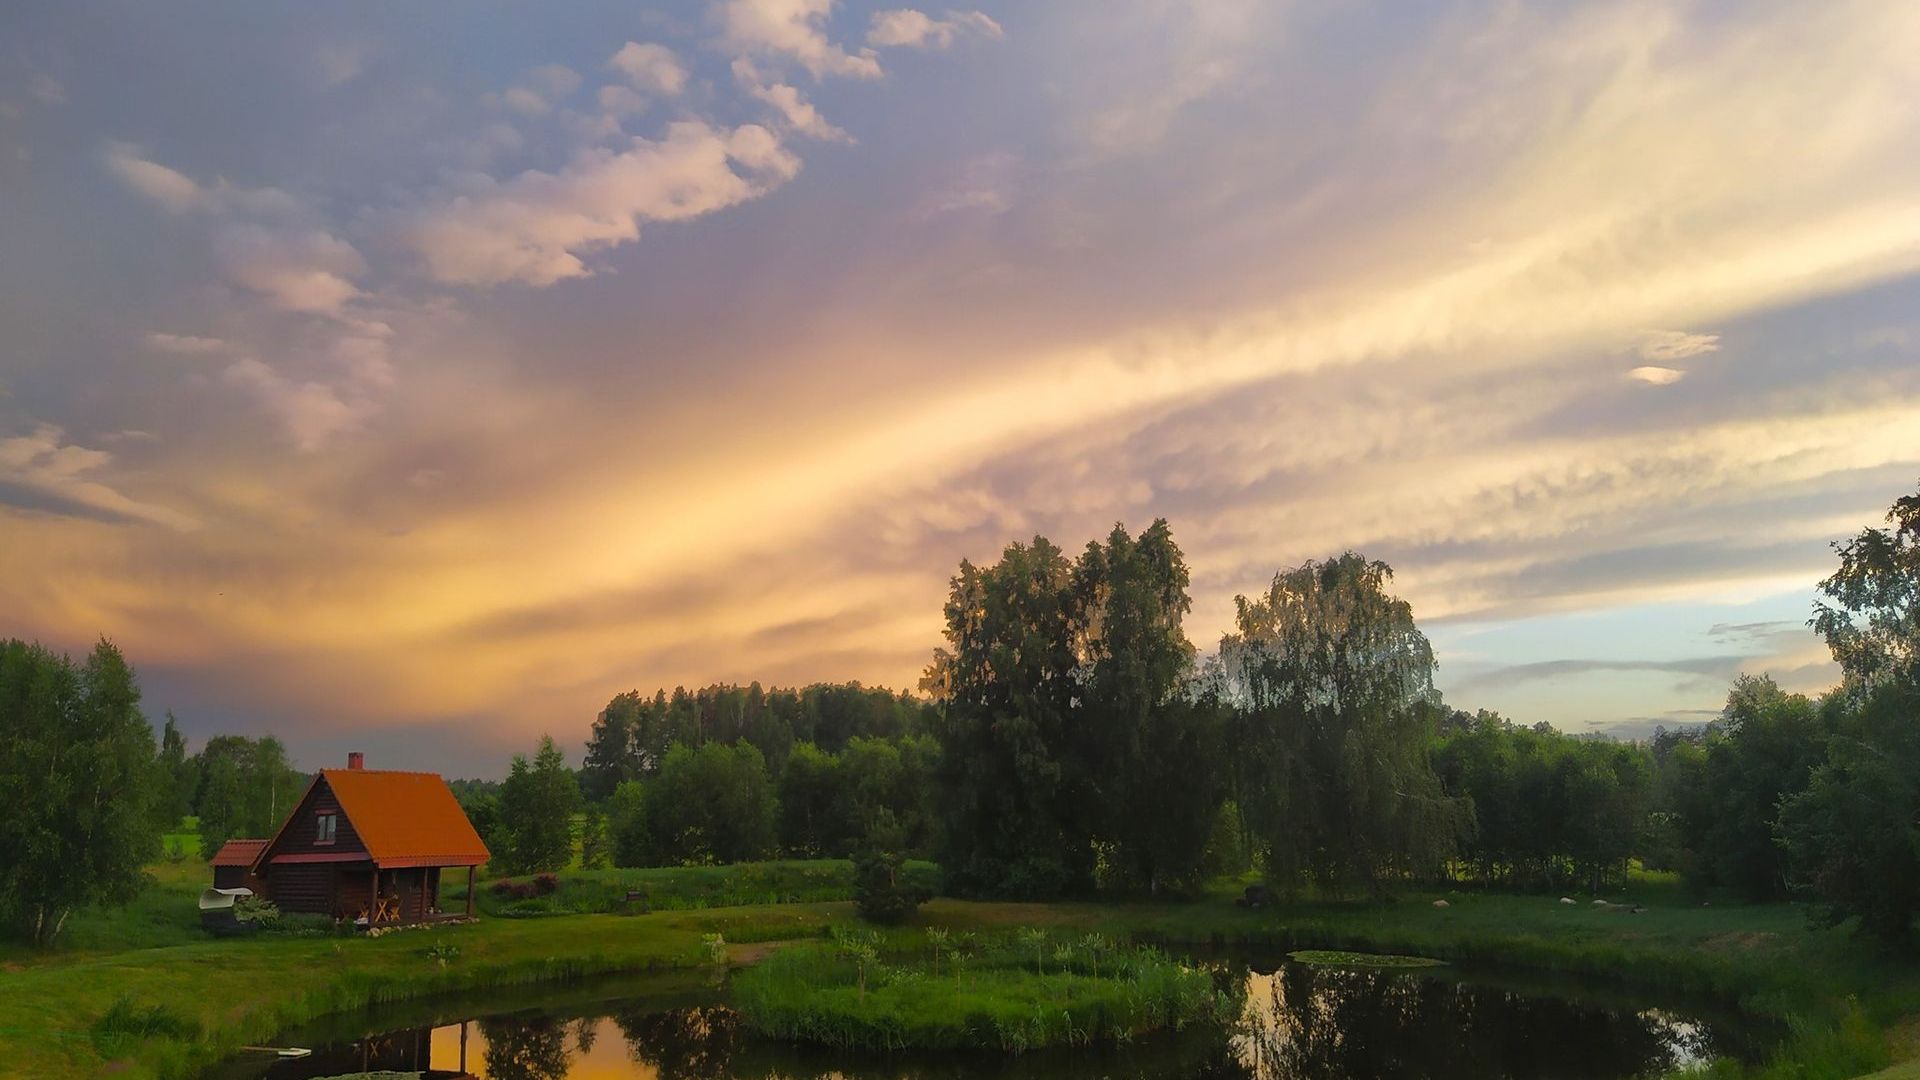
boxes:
[465,866,475,916]
[419,868,428,921]
[459,1020,469,1072]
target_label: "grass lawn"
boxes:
[4,866,1917,1080]
[452,859,941,917]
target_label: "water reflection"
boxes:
[1239,964,1719,1079]
[220,960,1766,1080]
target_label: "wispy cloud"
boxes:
[867,9,1003,50]
[0,424,197,531]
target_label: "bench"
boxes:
[623,889,651,914]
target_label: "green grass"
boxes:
[451,859,941,917]
[5,865,1919,1080]
[1288,948,1445,968]
[898,879,1913,1080]
[0,895,834,1080]
[732,930,1242,1053]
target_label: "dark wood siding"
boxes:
[211,866,264,892]
[274,778,368,858]
[268,864,338,916]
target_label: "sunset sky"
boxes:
[4,1,1919,776]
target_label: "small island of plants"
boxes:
[731,928,1245,1054]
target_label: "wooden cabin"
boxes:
[219,753,490,927]
[209,838,268,892]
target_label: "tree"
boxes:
[1670,676,1833,898]
[933,536,1092,898]
[607,780,649,868]
[776,741,844,857]
[1215,554,1463,896]
[194,735,302,859]
[0,639,162,945]
[154,713,196,829]
[645,742,777,866]
[497,736,580,874]
[1075,521,1224,894]
[1779,682,1920,945]
[852,813,931,924]
[1811,484,1920,686]
[579,807,610,870]
[1780,481,1920,944]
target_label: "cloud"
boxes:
[608,42,688,96]
[145,332,228,355]
[222,358,372,451]
[716,0,884,80]
[598,85,650,119]
[312,42,376,89]
[27,71,65,105]
[102,143,303,218]
[1639,329,1721,362]
[1452,655,1748,693]
[103,142,203,213]
[1627,365,1685,385]
[866,9,1003,49]
[0,424,197,530]
[404,121,800,286]
[732,58,851,142]
[491,65,583,117]
[213,224,366,314]
[916,151,1019,217]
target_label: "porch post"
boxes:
[466,866,475,916]
[419,868,428,921]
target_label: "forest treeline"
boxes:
[4,483,1917,945]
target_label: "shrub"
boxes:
[92,996,200,1055]
[533,872,560,895]
[234,896,281,929]
[853,844,932,924]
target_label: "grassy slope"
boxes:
[6,867,1917,1080]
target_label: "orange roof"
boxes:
[317,768,491,868]
[210,838,268,866]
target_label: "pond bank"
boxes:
[6,884,1914,1079]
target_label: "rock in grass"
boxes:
[1287,950,1445,969]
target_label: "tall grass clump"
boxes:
[731,928,1243,1053]
[91,996,200,1059]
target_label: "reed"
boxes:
[730,929,1244,1053]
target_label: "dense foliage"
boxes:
[932,522,1225,898]
[494,736,581,874]
[1215,554,1464,896]
[1434,711,1649,892]
[580,681,928,800]
[0,639,161,944]
[191,734,303,860]
[1777,484,1920,943]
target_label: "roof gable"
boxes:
[319,768,491,868]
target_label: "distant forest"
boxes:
[5,482,1917,946]
[454,482,1920,944]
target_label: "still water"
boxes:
[205,953,1775,1080]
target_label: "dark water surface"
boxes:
[204,951,1777,1080]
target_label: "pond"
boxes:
[203,950,1777,1080]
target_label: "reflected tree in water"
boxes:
[480,1015,571,1080]
[617,1005,740,1080]
[573,1015,599,1055]
[1243,966,1698,1079]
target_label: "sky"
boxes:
[3,1,1918,777]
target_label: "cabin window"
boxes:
[315,813,338,844]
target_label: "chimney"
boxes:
[347,751,365,770]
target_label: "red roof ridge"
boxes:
[319,767,447,778]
